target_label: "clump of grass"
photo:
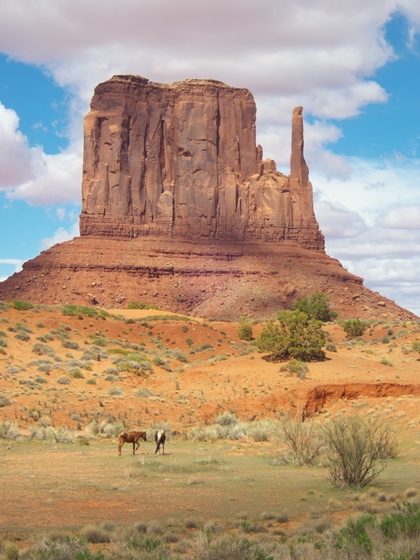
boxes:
[69,369,85,379]
[194,343,214,353]
[62,340,80,350]
[215,412,241,426]
[80,525,111,543]
[85,420,124,438]
[30,425,75,443]
[32,342,53,355]
[108,386,125,397]
[128,301,159,310]
[11,300,34,311]
[15,330,30,342]
[380,357,394,366]
[0,396,12,408]
[405,488,417,499]
[61,305,110,319]
[133,388,152,398]
[279,359,309,379]
[0,422,21,440]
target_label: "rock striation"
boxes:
[80,75,324,250]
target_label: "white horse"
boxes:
[155,430,166,454]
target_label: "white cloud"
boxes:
[0,258,24,277]
[40,222,80,251]
[4,144,82,206]
[381,205,420,228]
[340,256,420,316]
[0,103,41,188]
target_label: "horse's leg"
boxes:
[135,440,141,453]
[132,441,136,455]
[118,439,124,456]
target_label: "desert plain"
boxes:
[0,301,419,558]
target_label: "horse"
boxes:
[155,430,166,454]
[118,431,147,455]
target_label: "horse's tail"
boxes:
[155,430,166,453]
[118,432,128,455]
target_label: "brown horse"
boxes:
[118,431,147,455]
[155,430,166,454]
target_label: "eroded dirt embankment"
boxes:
[303,383,420,417]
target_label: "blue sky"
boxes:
[0,0,420,315]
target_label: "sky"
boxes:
[0,0,420,315]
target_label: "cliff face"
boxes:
[80,75,324,250]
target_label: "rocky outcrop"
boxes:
[80,75,324,250]
[1,75,417,321]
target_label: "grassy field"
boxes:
[0,301,419,558]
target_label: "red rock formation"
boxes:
[0,75,417,321]
[80,75,324,250]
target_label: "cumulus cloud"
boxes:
[40,221,80,251]
[341,256,420,316]
[3,143,82,206]
[381,205,420,228]
[0,103,41,188]
[0,258,24,281]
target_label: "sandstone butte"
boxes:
[0,75,417,321]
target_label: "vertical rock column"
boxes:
[289,107,324,249]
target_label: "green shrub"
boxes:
[12,300,34,311]
[69,369,84,379]
[127,301,159,310]
[15,330,30,341]
[256,310,326,361]
[237,322,253,341]
[91,337,108,347]
[108,386,125,396]
[279,359,309,379]
[380,358,394,367]
[342,318,367,338]
[293,293,338,322]
[0,396,11,408]
[215,412,241,426]
[412,340,420,353]
[61,305,110,318]
[0,422,21,440]
[81,525,111,543]
[379,501,420,539]
[62,340,79,350]
[32,342,53,355]
[334,514,375,555]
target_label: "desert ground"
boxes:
[0,301,419,557]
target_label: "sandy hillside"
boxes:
[0,303,419,434]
